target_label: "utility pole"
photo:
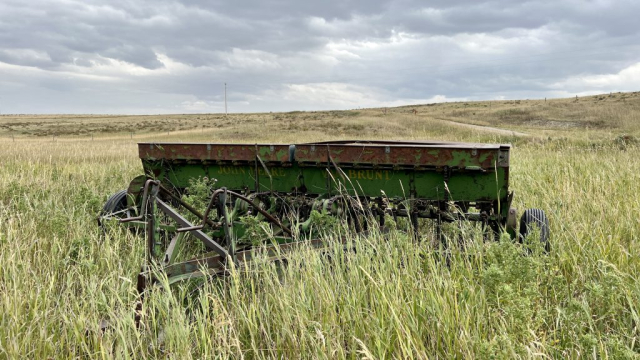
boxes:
[224,83,227,116]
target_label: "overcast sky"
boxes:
[0,0,638,114]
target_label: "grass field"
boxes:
[1,92,639,358]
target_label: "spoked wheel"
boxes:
[519,208,550,252]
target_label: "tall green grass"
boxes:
[0,137,639,358]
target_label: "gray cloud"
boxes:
[0,0,638,114]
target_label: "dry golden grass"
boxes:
[1,91,638,142]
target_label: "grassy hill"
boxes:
[1,91,639,142]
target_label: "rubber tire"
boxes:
[519,208,550,252]
[101,190,129,217]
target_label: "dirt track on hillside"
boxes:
[436,118,528,136]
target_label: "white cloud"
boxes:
[243,82,466,111]
[550,62,640,91]
[0,59,118,82]
[0,48,52,63]
[218,48,282,71]
[180,99,221,112]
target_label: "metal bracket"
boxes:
[498,149,510,167]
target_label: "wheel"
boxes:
[99,190,130,218]
[101,190,129,217]
[519,208,550,252]
[98,189,136,230]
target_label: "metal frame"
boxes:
[100,140,522,326]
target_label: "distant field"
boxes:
[1,91,639,142]
[0,92,639,358]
